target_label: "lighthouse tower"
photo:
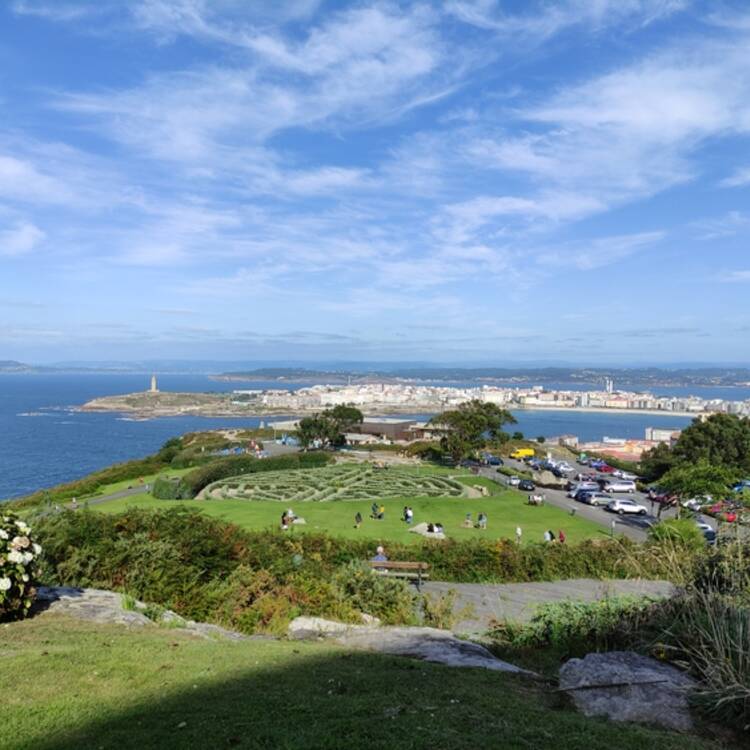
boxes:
[150,374,158,393]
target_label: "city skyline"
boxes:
[2,1,750,363]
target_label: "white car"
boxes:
[508,475,520,487]
[602,480,636,494]
[606,498,648,516]
[682,495,712,512]
[612,470,637,481]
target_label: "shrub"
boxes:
[330,561,417,625]
[151,476,183,499]
[0,512,42,621]
[489,596,658,653]
[648,518,706,552]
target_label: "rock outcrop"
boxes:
[35,587,251,641]
[288,616,529,673]
[559,651,696,731]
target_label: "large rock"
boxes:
[287,617,528,673]
[559,651,696,731]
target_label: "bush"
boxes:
[330,562,417,625]
[648,518,706,552]
[490,596,658,653]
[0,512,42,621]
[151,476,183,500]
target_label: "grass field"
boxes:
[96,490,602,545]
[0,615,722,750]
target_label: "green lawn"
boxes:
[95,489,602,545]
[0,615,722,750]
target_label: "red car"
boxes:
[599,464,616,474]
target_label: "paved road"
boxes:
[477,457,676,542]
[423,578,676,633]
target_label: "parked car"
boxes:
[487,456,502,466]
[526,458,541,470]
[606,498,648,515]
[682,496,711,512]
[598,464,616,474]
[601,479,636,494]
[694,515,717,544]
[732,479,750,492]
[507,475,521,487]
[552,467,570,478]
[612,469,637,480]
[460,459,481,468]
[518,479,536,491]
[579,491,613,507]
[568,481,600,498]
[557,462,574,473]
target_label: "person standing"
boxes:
[354,512,363,529]
[406,507,413,524]
[558,529,566,544]
[515,526,522,544]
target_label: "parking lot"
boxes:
[478,455,680,542]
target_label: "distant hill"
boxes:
[0,360,37,372]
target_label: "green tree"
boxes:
[672,413,750,473]
[296,405,364,449]
[658,460,738,518]
[429,400,516,462]
[639,442,677,482]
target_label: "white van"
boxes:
[602,479,636,494]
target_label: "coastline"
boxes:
[77,391,705,421]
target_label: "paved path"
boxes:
[422,578,676,633]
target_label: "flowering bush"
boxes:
[0,512,41,620]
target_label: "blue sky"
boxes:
[1,0,749,365]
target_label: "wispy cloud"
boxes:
[0,222,45,257]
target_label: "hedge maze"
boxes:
[206,465,467,502]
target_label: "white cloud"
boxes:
[719,270,750,283]
[720,166,750,188]
[692,211,750,240]
[537,231,665,270]
[446,0,688,38]
[0,222,45,257]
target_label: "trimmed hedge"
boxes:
[151,476,184,500]
[176,452,333,499]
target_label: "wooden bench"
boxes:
[369,561,430,590]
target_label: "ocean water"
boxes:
[0,373,735,500]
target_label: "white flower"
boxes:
[11,536,30,549]
[22,574,29,582]
[22,552,33,564]
[33,543,42,555]
[0,530,8,540]
[7,550,23,564]
[0,577,11,591]
[15,521,29,533]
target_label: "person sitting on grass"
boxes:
[370,501,379,519]
[462,512,473,528]
[378,504,385,520]
[354,512,363,529]
[371,545,387,562]
[477,512,487,530]
[435,522,444,534]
